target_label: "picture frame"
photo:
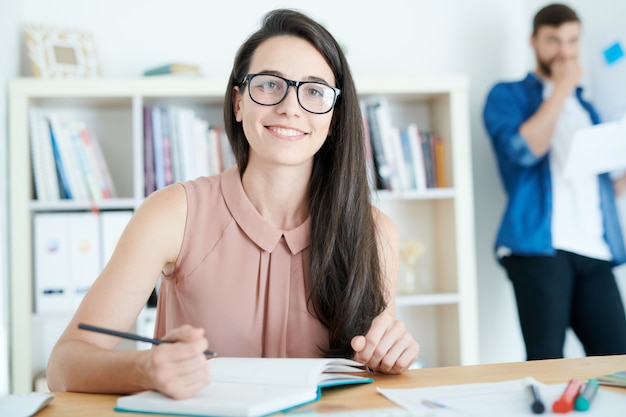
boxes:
[25,24,100,78]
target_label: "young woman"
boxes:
[47,9,419,399]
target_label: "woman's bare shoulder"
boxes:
[371,205,397,238]
[136,183,187,221]
[125,183,188,259]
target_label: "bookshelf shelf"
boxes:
[395,293,461,307]
[374,188,456,201]
[29,198,137,212]
[7,75,478,393]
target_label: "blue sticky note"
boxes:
[603,41,625,65]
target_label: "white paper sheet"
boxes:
[563,115,626,179]
[378,379,626,416]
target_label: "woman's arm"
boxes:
[46,184,210,399]
[351,208,420,374]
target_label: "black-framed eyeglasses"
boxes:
[241,73,341,114]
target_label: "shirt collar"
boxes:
[221,166,311,254]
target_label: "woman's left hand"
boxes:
[351,312,420,374]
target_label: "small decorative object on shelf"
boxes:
[25,24,100,78]
[398,237,426,294]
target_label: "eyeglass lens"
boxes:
[247,74,337,114]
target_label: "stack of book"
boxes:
[143,63,201,77]
[143,106,235,196]
[29,109,116,202]
[361,98,446,192]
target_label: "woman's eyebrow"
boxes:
[254,69,333,85]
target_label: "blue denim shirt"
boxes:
[483,72,626,265]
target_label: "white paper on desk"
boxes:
[563,115,626,179]
[378,379,626,416]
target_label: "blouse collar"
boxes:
[221,167,311,254]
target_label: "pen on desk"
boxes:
[552,378,582,414]
[574,379,599,411]
[522,377,545,414]
[78,323,217,357]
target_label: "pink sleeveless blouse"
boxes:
[154,167,329,357]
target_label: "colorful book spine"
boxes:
[87,128,117,198]
[151,107,166,190]
[143,106,155,196]
[47,117,72,199]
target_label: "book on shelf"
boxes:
[433,133,446,187]
[420,132,435,188]
[143,106,156,195]
[176,107,198,182]
[373,98,402,191]
[218,126,237,171]
[115,357,372,417]
[360,102,378,190]
[151,107,166,190]
[396,128,415,190]
[71,121,102,200]
[161,108,174,186]
[362,100,392,190]
[71,121,117,200]
[167,107,183,184]
[207,126,223,175]
[143,105,236,194]
[192,116,211,178]
[143,62,200,76]
[29,109,60,202]
[84,126,117,199]
[361,98,446,192]
[29,111,116,201]
[50,115,90,201]
[419,131,447,189]
[407,123,427,190]
[46,115,73,199]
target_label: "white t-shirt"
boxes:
[545,82,612,260]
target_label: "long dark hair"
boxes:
[224,9,387,358]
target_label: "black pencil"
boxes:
[78,323,217,357]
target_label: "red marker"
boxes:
[552,379,582,413]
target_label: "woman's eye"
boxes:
[305,86,323,97]
[260,81,281,91]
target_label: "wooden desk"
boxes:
[38,355,626,416]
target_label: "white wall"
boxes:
[2,0,626,380]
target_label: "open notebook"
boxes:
[115,357,372,417]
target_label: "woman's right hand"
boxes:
[144,325,211,399]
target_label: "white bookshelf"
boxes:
[7,76,478,393]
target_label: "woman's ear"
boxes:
[233,86,243,122]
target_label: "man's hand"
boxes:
[143,325,211,399]
[351,312,420,374]
[551,55,582,93]
[614,172,626,198]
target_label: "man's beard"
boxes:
[537,56,552,77]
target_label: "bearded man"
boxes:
[483,3,626,360]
